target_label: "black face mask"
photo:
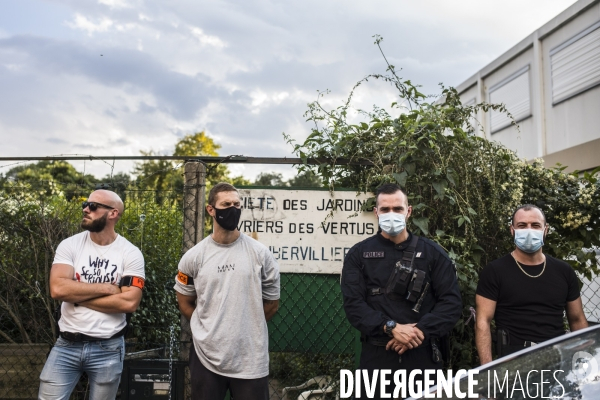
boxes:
[214,206,242,231]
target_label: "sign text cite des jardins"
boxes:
[238,188,374,274]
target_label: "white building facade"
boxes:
[456,0,600,173]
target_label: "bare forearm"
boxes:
[51,279,119,303]
[569,316,588,331]
[566,298,589,332]
[263,299,279,322]
[176,292,196,321]
[78,291,141,314]
[475,322,493,365]
[179,303,195,321]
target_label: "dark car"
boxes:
[409,324,600,399]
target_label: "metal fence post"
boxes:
[181,161,206,398]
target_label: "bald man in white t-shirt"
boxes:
[39,190,145,400]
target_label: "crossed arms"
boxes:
[50,263,143,314]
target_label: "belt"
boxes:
[501,342,537,357]
[60,326,126,342]
[515,340,537,347]
[362,336,390,347]
[505,341,537,352]
[507,335,538,347]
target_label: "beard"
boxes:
[81,212,108,233]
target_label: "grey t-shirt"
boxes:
[174,233,280,378]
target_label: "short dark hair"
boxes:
[375,183,408,206]
[208,182,238,206]
[511,204,547,225]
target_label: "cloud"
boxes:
[46,137,69,144]
[0,0,579,181]
[0,35,218,119]
[98,0,132,9]
[67,13,114,35]
[189,27,226,48]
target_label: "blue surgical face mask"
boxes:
[514,229,544,253]
[378,212,406,237]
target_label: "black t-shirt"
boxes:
[476,253,580,343]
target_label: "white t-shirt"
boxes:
[174,233,280,379]
[53,231,145,338]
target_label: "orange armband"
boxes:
[177,271,194,285]
[120,276,145,290]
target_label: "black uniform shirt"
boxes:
[477,253,580,343]
[341,231,462,340]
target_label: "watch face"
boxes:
[386,320,396,334]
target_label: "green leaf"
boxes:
[404,163,416,176]
[412,217,429,236]
[448,248,457,260]
[446,172,455,186]
[457,217,464,227]
[432,180,448,197]
[467,207,477,215]
[392,171,408,187]
[412,202,427,210]
[435,229,445,237]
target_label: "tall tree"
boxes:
[288,170,323,188]
[0,160,98,199]
[100,172,132,201]
[251,171,323,188]
[253,172,286,187]
[134,131,248,203]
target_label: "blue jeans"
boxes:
[38,336,124,400]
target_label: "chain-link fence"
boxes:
[579,250,600,326]
[0,159,357,400]
[0,167,186,399]
[3,158,600,399]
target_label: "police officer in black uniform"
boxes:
[341,183,462,399]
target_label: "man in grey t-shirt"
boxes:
[174,182,280,400]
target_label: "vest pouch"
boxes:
[406,269,427,302]
[385,260,414,297]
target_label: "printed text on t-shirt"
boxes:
[80,256,118,283]
[217,264,235,273]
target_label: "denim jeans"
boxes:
[38,336,124,400]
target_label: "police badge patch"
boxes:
[362,251,385,258]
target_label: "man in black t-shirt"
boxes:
[475,204,588,365]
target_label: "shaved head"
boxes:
[89,190,124,216]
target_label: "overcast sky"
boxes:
[0,0,578,180]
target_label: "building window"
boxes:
[550,21,600,105]
[489,65,531,133]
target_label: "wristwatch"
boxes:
[385,320,396,337]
